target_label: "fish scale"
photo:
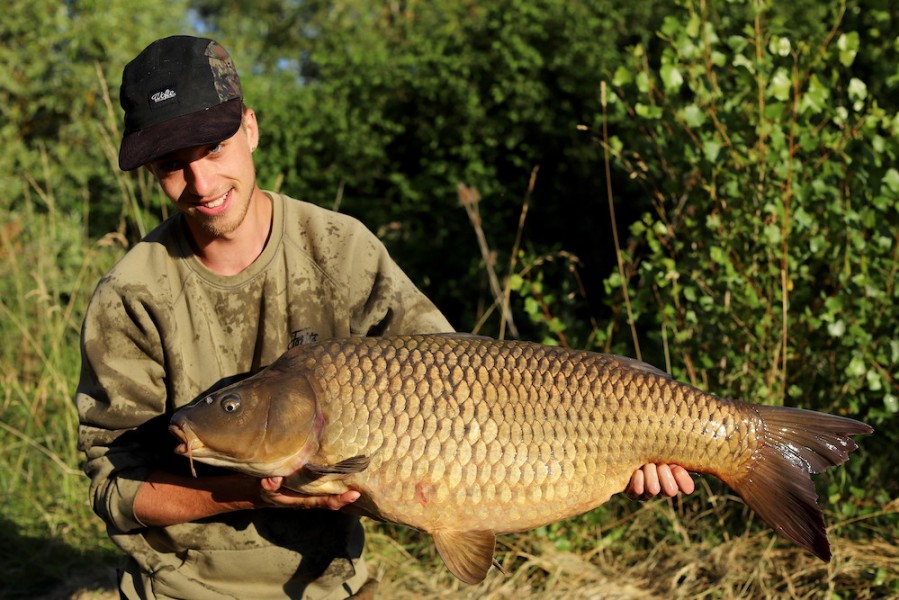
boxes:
[169,334,873,585]
[306,337,747,530]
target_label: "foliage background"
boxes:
[1,0,897,597]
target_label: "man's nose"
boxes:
[185,159,215,196]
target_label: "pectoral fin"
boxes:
[305,455,370,475]
[431,529,496,585]
[283,455,371,494]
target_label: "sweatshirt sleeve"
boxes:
[74,278,169,533]
[340,219,453,337]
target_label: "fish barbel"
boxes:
[169,334,872,584]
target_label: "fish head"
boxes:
[169,368,323,478]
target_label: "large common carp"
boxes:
[169,334,872,584]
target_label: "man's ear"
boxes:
[241,108,259,151]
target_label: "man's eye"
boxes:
[156,160,182,173]
[209,142,223,154]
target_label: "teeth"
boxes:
[205,192,227,208]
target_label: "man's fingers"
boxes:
[657,464,679,496]
[626,464,696,502]
[261,476,283,491]
[325,490,361,510]
[643,463,661,495]
[671,465,695,495]
[295,489,360,510]
[258,479,361,510]
[628,468,645,497]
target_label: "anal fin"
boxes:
[431,529,496,585]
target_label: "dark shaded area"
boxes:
[0,516,119,600]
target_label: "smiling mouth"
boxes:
[204,192,228,208]
[195,190,229,209]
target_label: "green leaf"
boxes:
[764,223,782,244]
[635,103,663,119]
[768,36,792,57]
[710,246,727,265]
[827,320,846,337]
[884,394,899,414]
[848,78,867,111]
[679,104,706,127]
[769,68,792,101]
[660,63,683,91]
[685,14,701,38]
[609,135,624,154]
[799,74,829,114]
[636,71,651,93]
[846,356,866,378]
[612,65,632,87]
[837,31,859,67]
[703,140,722,162]
[660,15,682,38]
[882,168,899,194]
[793,207,813,229]
[733,53,755,73]
[866,370,882,391]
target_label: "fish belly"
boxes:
[302,336,759,534]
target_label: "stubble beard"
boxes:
[188,190,253,239]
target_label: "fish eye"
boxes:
[220,393,241,413]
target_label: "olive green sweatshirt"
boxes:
[75,192,452,599]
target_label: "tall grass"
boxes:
[0,164,128,598]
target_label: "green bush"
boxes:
[580,0,898,517]
[602,0,898,418]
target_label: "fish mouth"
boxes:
[168,421,205,478]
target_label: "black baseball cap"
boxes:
[118,36,244,171]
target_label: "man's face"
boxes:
[147,109,260,242]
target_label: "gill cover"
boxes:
[256,367,325,475]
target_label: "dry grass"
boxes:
[49,491,898,599]
[364,526,898,599]
[54,527,897,600]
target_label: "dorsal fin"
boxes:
[431,529,497,585]
[606,354,672,379]
[423,332,495,341]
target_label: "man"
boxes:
[75,35,693,600]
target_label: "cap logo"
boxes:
[150,88,177,104]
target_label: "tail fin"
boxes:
[720,405,872,561]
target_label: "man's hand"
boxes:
[259,476,361,510]
[626,464,695,499]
